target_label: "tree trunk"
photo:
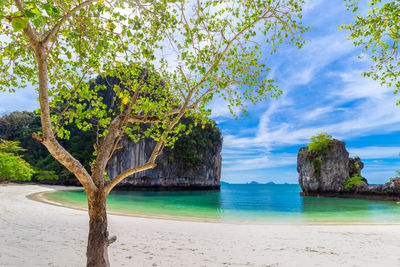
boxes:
[86,190,110,267]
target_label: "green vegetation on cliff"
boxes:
[308,133,333,155]
[166,118,222,169]
[313,157,322,176]
[344,174,365,190]
[306,133,334,176]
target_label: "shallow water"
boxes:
[43,184,400,223]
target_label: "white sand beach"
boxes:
[1,184,400,267]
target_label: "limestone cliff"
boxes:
[297,140,363,194]
[106,138,222,190]
[297,139,400,201]
[106,121,222,190]
[96,72,223,190]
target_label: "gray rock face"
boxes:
[351,177,400,199]
[297,140,361,194]
[106,137,222,190]
[297,139,400,200]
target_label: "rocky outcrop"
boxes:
[106,136,222,190]
[297,140,359,194]
[297,139,400,201]
[348,177,400,201]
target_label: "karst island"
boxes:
[1,0,400,267]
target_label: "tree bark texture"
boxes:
[86,191,110,267]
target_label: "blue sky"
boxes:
[210,0,400,184]
[1,0,399,184]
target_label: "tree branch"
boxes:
[91,113,125,187]
[103,87,194,195]
[103,162,156,195]
[14,0,40,48]
[44,0,98,44]
[107,85,141,160]
[53,69,89,135]
[189,11,271,95]
[26,31,96,191]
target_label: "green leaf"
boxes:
[43,4,53,16]
[32,17,41,28]
[11,17,28,31]
[23,9,35,18]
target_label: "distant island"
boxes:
[247,181,276,185]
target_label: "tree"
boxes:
[0,0,307,266]
[0,139,34,182]
[341,0,400,103]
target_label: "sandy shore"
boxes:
[1,184,400,267]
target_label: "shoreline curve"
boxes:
[27,185,400,226]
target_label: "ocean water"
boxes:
[43,184,400,223]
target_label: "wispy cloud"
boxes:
[348,146,400,159]
[223,153,297,172]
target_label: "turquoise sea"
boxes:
[43,184,400,223]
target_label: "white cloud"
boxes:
[224,70,400,149]
[332,70,393,100]
[223,153,297,172]
[302,106,335,121]
[348,146,400,159]
[303,0,324,13]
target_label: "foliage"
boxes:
[308,133,334,155]
[0,111,95,184]
[313,157,322,176]
[344,174,365,190]
[350,163,361,174]
[35,170,59,181]
[0,110,221,180]
[396,170,400,176]
[0,111,49,167]
[0,0,308,153]
[341,0,400,103]
[0,138,26,154]
[0,139,34,182]
[166,118,222,169]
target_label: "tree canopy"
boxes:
[0,0,308,265]
[341,0,400,103]
[0,139,34,182]
[0,0,308,192]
